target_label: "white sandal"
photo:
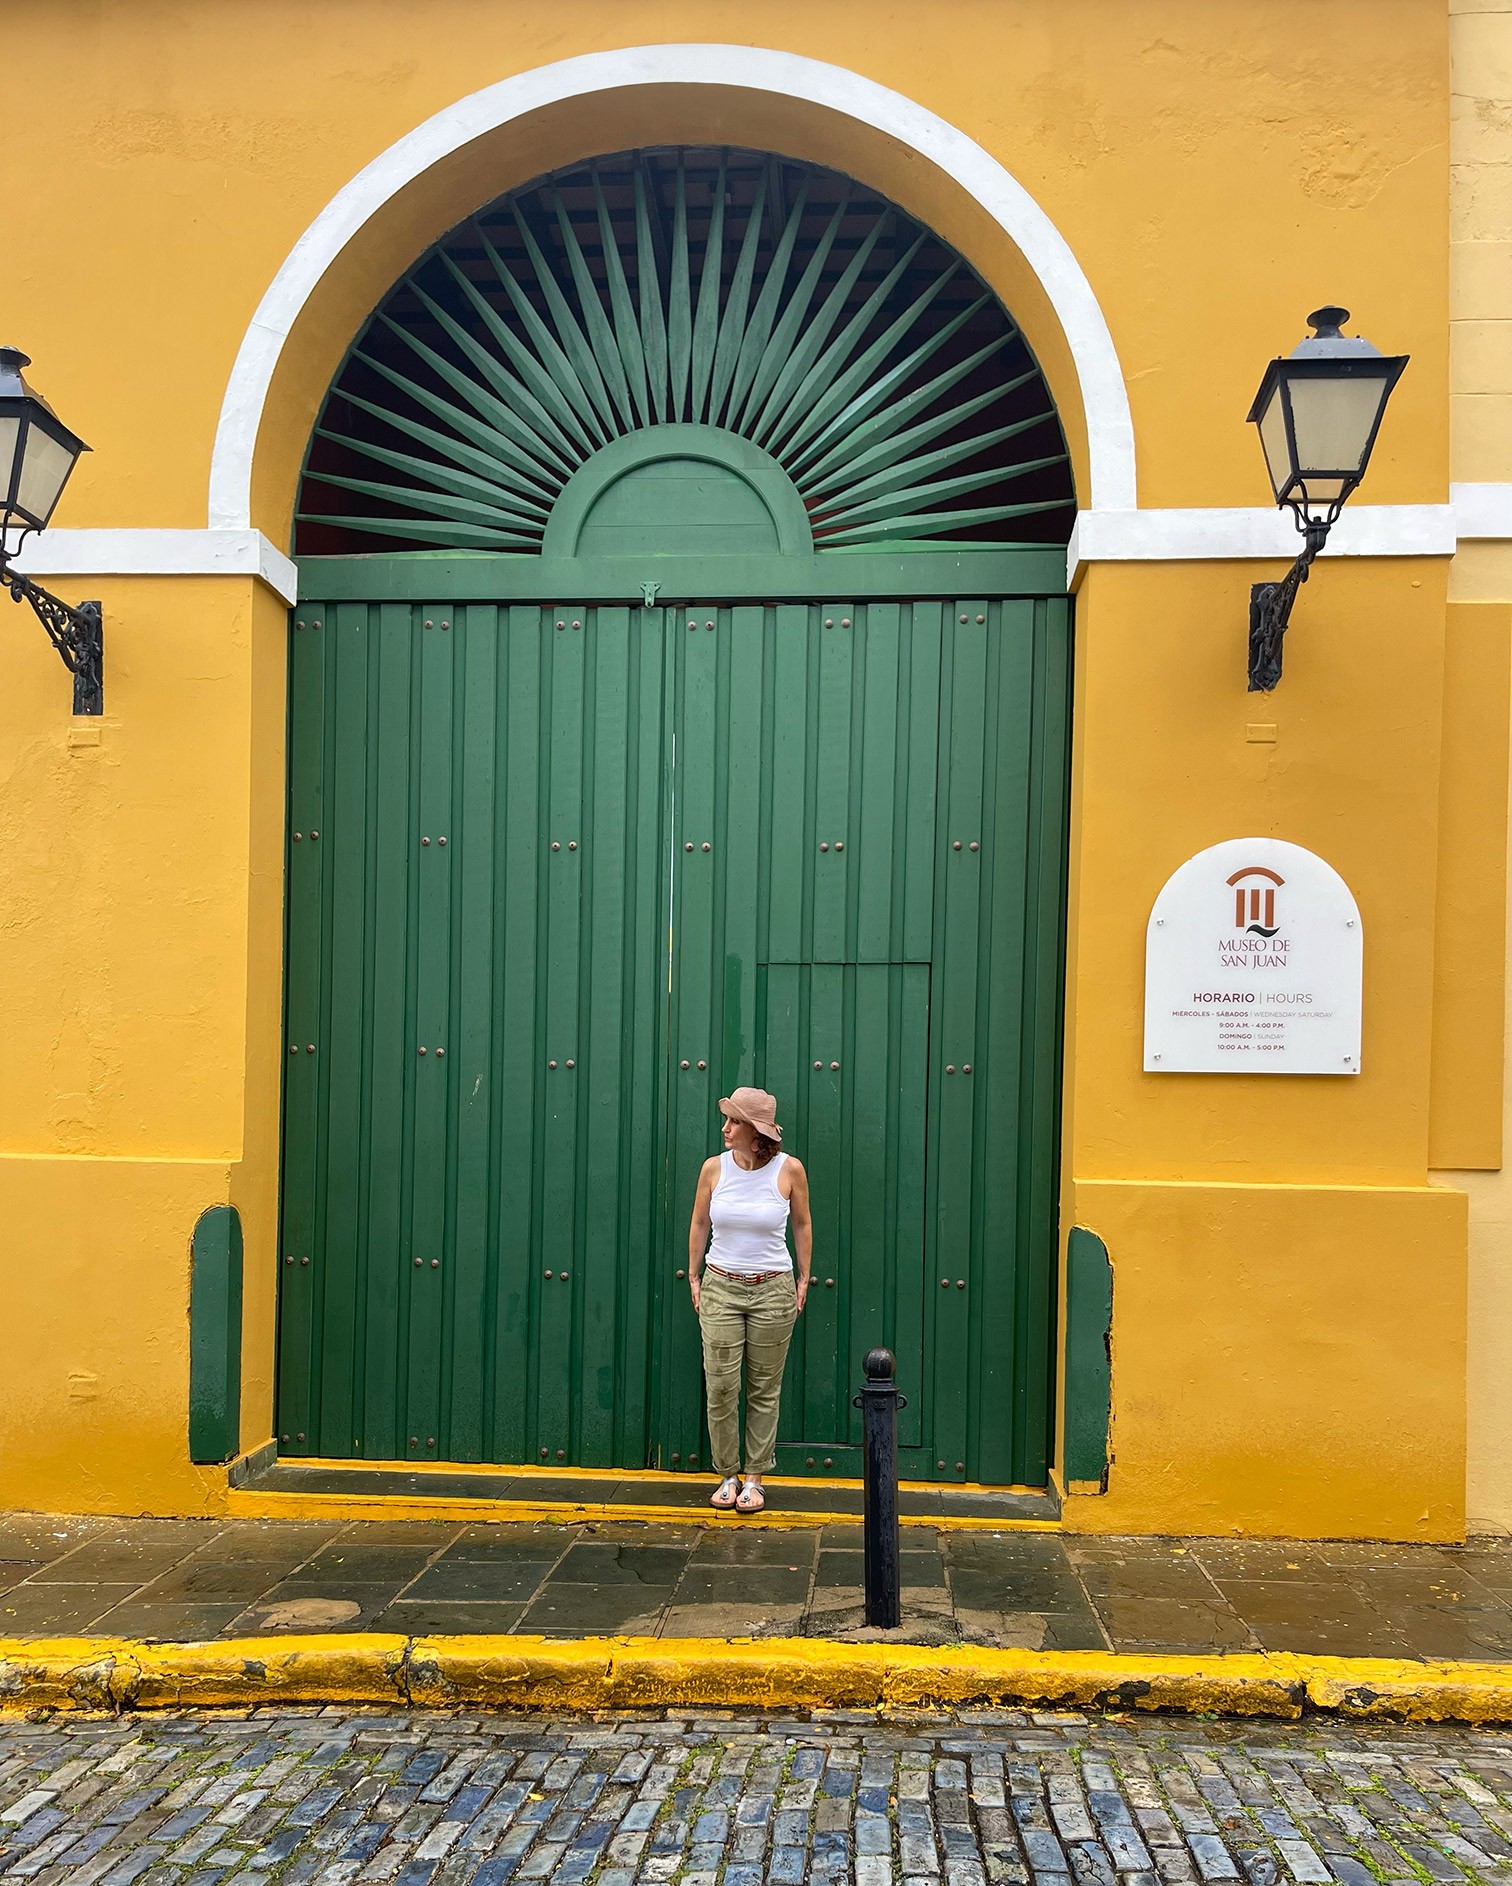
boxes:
[735,1478,766,1513]
[710,1476,739,1510]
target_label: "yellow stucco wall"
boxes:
[1068,1181,1466,1540]
[0,575,284,1514]
[0,0,1477,1535]
[1056,556,1467,1540]
[1445,0,1512,1537]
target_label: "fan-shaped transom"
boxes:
[296,147,1075,559]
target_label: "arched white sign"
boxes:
[1144,838,1363,1075]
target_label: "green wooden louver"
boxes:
[297,149,1074,556]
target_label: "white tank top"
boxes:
[707,1151,792,1275]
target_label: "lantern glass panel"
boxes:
[15,419,80,528]
[0,415,20,512]
[1287,372,1388,481]
[1255,381,1293,502]
[1293,471,1349,508]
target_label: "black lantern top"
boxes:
[0,346,91,555]
[1247,307,1408,532]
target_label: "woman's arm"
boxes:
[787,1158,812,1316]
[687,1156,719,1313]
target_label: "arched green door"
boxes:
[277,148,1073,1487]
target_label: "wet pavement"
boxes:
[5,1703,1512,1886]
[4,1515,1512,1657]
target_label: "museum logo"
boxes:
[1225,864,1283,938]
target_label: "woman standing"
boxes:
[687,1086,812,1513]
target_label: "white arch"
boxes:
[208,44,1137,530]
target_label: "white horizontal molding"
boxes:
[1068,505,1456,586]
[12,528,297,604]
[1451,483,1512,540]
[10,504,1502,606]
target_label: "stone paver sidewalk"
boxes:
[4,1514,1512,1659]
[5,1703,1512,1886]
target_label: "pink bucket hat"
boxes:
[718,1086,783,1141]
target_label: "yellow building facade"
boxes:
[1451,0,1512,1538]
[0,0,1502,1541]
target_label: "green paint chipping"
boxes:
[1064,1227,1112,1488]
[190,1206,244,1464]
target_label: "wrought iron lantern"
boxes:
[0,346,102,714]
[1245,307,1408,691]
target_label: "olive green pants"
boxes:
[698,1267,798,1476]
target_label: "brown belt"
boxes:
[705,1263,792,1285]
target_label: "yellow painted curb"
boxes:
[3,1636,1512,1724]
[224,1489,1059,1532]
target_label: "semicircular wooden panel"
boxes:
[296,149,1075,557]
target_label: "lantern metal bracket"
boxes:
[1247,519,1329,694]
[3,564,103,714]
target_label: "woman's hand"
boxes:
[689,1272,702,1315]
[794,1274,809,1316]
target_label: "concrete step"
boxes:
[239,1458,1061,1526]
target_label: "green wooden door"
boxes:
[279,591,1068,1486]
[652,597,1068,1487]
[279,599,669,1466]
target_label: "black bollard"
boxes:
[853,1346,905,1628]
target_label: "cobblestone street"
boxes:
[3,1706,1512,1886]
